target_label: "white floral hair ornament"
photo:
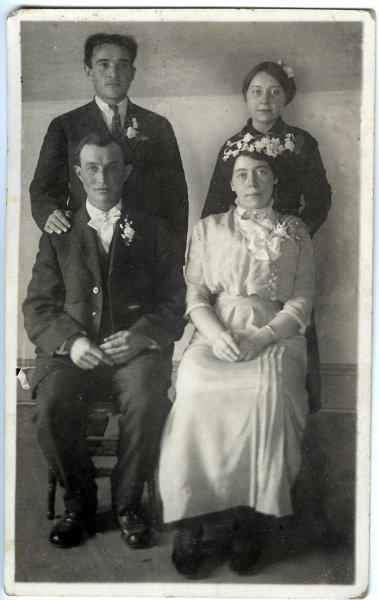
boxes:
[222,132,296,162]
[277,59,295,79]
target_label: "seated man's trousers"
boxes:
[33,350,173,515]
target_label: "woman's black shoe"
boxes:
[172,524,203,578]
[230,511,263,574]
[229,534,263,573]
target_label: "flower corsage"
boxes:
[236,214,291,261]
[119,216,135,246]
[124,117,149,141]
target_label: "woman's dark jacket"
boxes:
[202,117,331,237]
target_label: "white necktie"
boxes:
[88,206,122,253]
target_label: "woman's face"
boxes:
[231,155,277,210]
[246,71,286,132]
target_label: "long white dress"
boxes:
[159,206,315,523]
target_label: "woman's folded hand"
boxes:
[237,328,273,361]
[212,330,241,362]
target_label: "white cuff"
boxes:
[185,302,211,317]
[281,309,306,335]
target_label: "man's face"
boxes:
[75,142,126,210]
[85,43,135,104]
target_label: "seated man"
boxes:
[23,132,186,549]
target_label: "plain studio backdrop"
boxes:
[18,19,362,410]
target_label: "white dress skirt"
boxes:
[159,294,309,523]
[158,208,314,524]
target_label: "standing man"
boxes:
[30,32,188,261]
[23,133,186,549]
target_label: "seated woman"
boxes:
[159,134,315,578]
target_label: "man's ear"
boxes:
[230,181,235,193]
[74,165,83,182]
[124,164,133,182]
[84,65,93,81]
[131,66,136,82]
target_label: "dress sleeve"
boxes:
[280,221,315,333]
[185,222,213,315]
[298,138,332,237]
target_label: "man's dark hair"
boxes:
[75,132,124,165]
[84,33,138,67]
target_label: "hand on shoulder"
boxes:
[44,209,72,235]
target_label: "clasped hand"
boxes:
[212,330,267,363]
[70,331,152,370]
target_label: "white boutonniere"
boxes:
[119,216,135,246]
[124,117,149,141]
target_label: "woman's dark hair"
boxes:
[242,61,296,106]
[75,132,123,165]
[225,150,278,182]
[84,33,138,67]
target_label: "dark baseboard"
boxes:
[16,358,358,412]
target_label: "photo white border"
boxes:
[2,4,377,599]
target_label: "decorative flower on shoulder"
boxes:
[124,117,149,141]
[223,133,296,162]
[280,216,307,244]
[119,216,135,246]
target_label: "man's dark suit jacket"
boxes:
[22,202,186,393]
[30,99,188,260]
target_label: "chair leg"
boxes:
[47,467,57,520]
[147,469,162,533]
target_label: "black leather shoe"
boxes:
[49,512,88,548]
[117,509,151,549]
[229,530,263,574]
[229,509,264,574]
[172,525,204,578]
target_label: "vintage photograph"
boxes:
[4,7,374,597]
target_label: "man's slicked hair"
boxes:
[75,132,124,166]
[84,33,138,67]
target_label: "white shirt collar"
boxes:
[95,95,128,119]
[86,198,123,220]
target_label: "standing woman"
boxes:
[202,61,332,411]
